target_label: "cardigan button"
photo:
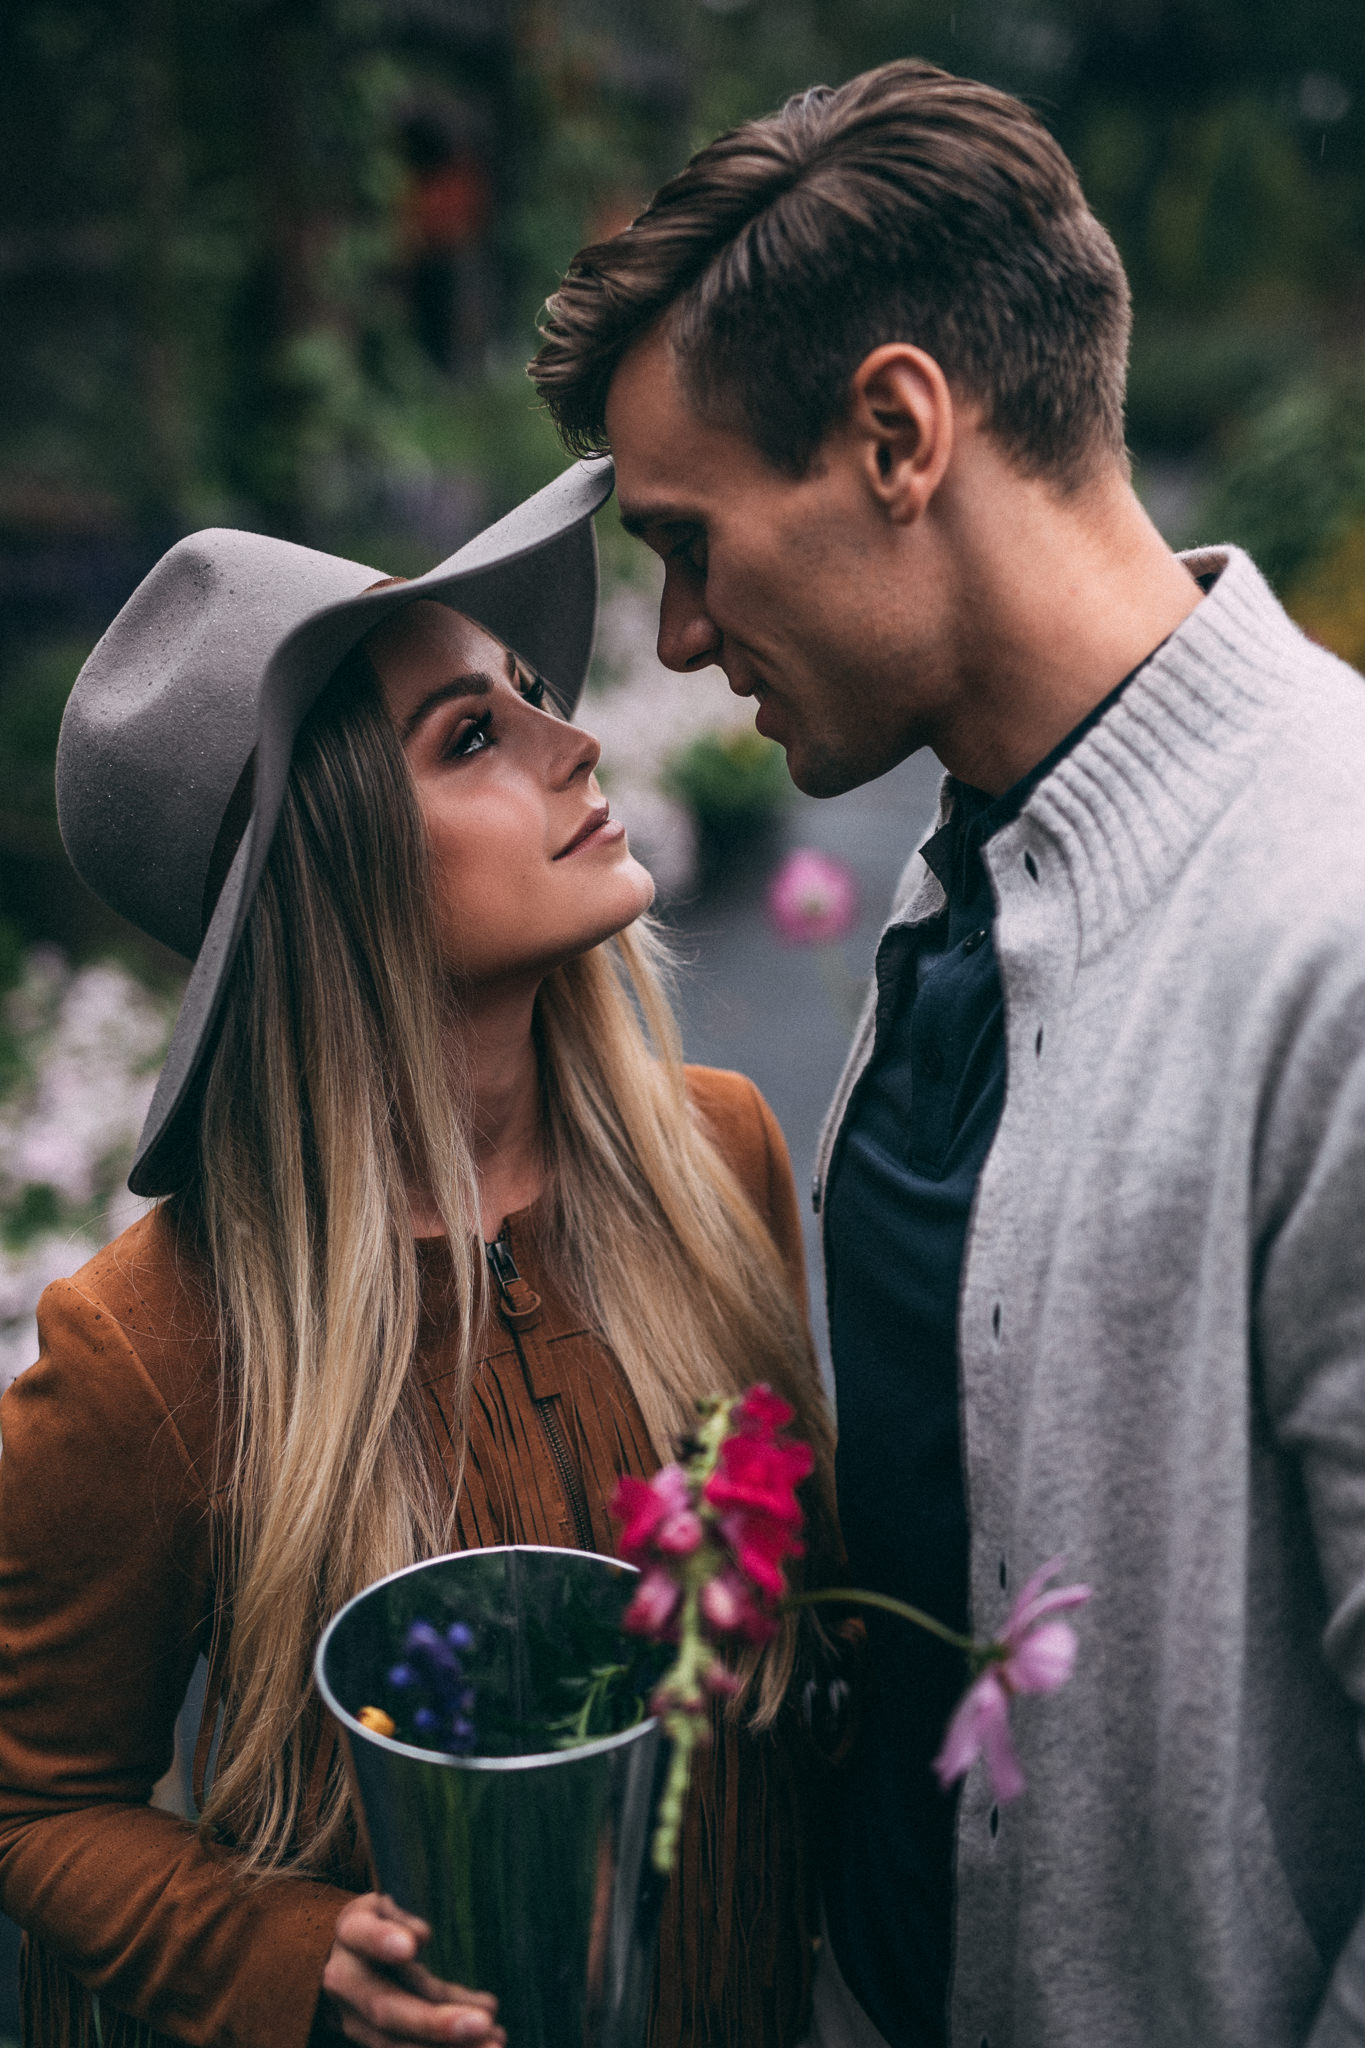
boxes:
[962,927,987,954]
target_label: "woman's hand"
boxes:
[319,1893,505,2046]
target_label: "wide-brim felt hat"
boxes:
[56,456,615,1197]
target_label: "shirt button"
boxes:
[962,928,987,954]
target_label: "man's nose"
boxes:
[656,561,722,674]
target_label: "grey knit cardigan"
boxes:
[814,547,1365,2048]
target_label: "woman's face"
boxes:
[366,600,655,987]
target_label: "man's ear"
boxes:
[847,344,956,524]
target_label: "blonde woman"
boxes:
[0,465,839,2048]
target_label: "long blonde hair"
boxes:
[178,644,836,1878]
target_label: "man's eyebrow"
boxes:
[400,671,495,741]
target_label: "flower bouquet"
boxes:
[317,1391,1087,2043]
[316,1544,673,2048]
[610,1385,1090,1872]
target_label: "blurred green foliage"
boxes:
[4,0,1363,542]
[1201,372,1365,590]
[2,0,1364,954]
[663,728,792,835]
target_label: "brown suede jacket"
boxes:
[0,1067,825,2048]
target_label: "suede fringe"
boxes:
[21,1935,177,2048]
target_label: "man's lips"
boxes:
[554,802,625,858]
[753,693,785,743]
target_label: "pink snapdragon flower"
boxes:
[624,1565,684,1639]
[702,1401,812,1599]
[609,1386,817,1873]
[932,1558,1091,1802]
[699,1565,775,1644]
[614,1463,704,1559]
[766,849,858,945]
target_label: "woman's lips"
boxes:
[555,804,626,857]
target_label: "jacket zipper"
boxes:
[485,1233,596,1552]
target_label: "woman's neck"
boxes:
[409,981,546,1242]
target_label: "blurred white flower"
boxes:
[0,950,173,1394]
[0,1231,103,1392]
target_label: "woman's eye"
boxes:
[520,675,547,709]
[447,712,492,759]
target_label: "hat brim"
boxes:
[130,457,614,1196]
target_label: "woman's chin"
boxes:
[567,859,657,957]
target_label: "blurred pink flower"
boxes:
[932,1557,1090,1802]
[766,849,858,945]
[624,1565,683,1638]
[699,1566,776,1645]
[614,1463,704,1559]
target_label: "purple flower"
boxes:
[382,1615,479,1754]
[766,849,858,945]
[933,1558,1090,1802]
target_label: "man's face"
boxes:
[606,327,948,797]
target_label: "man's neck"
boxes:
[927,459,1204,796]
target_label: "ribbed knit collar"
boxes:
[973,545,1306,964]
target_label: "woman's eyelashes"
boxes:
[442,675,549,760]
[446,710,493,759]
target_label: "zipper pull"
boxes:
[485,1228,542,1329]
[485,1230,520,1302]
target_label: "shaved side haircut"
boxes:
[530,59,1132,489]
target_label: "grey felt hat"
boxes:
[56,456,615,1197]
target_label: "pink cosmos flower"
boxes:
[932,1557,1091,1802]
[767,849,858,945]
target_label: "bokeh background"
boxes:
[1,0,1364,2029]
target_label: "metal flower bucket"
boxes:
[315,1544,669,2048]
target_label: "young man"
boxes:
[531,59,1365,2048]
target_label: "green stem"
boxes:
[784,1586,978,1656]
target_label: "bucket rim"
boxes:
[315,1542,660,1772]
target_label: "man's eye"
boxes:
[671,534,707,576]
[447,712,492,758]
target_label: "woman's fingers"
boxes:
[323,1944,504,2045]
[337,1891,431,1965]
[324,1894,504,2045]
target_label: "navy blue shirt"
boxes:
[823,668,1151,2047]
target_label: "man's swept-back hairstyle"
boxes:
[532,59,1132,487]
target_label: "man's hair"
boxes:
[531,59,1132,487]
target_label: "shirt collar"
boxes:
[919,626,1184,895]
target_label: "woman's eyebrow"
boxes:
[400,671,496,741]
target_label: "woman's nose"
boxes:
[550,714,600,785]
[656,560,722,673]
